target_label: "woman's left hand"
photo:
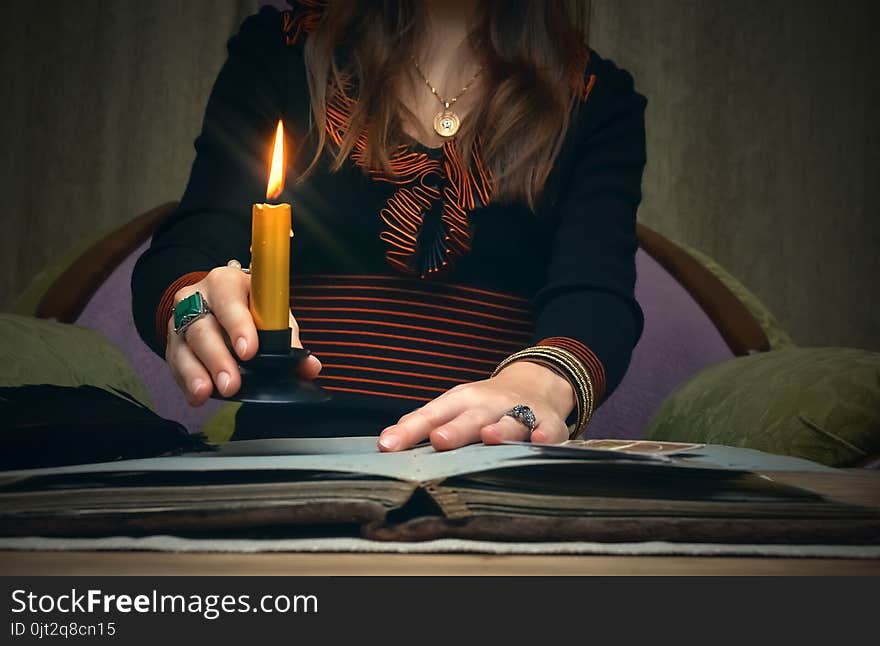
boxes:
[377,361,576,452]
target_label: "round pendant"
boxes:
[433,111,460,137]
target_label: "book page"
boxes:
[0,437,833,487]
[0,441,541,483]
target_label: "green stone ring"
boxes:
[173,291,211,336]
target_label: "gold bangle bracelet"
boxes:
[502,352,590,439]
[537,347,595,436]
[493,348,592,430]
[494,353,586,432]
[492,345,596,439]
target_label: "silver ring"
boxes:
[502,405,537,434]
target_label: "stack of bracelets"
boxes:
[492,345,595,439]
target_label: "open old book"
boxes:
[1,438,878,543]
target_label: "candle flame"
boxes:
[266,120,285,201]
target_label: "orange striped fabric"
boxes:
[280,0,325,46]
[324,82,494,279]
[292,274,531,403]
[150,272,609,407]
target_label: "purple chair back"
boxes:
[585,251,733,439]
[75,242,225,433]
[75,245,733,437]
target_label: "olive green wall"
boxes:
[0,0,255,313]
[589,0,879,350]
[1,1,877,351]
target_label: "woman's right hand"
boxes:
[165,266,322,405]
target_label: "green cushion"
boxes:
[203,401,241,443]
[0,314,152,407]
[644,347,880,467]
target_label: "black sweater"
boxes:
[131,5,648,430]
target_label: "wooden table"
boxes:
[3,470,879,576]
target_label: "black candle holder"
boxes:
[214,328,330,405]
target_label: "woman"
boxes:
[131,0,647,452]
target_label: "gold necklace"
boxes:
[411,56,483,138]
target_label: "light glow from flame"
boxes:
[266,120,285,201]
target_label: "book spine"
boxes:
[423,481,470,519]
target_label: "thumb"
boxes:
[297,354,322,380]
[289,310,322,380]
[289,310,303,348]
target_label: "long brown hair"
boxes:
[299,0,589,211]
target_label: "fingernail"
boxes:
[435,430,450,444]
[378,434,400,451]
[235,337,247,358]
[217,371,231,394]
[191,378,206,394]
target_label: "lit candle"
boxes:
[250,120,292,335]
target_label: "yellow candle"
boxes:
[250,120,292,331]
[250,202,291,330]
